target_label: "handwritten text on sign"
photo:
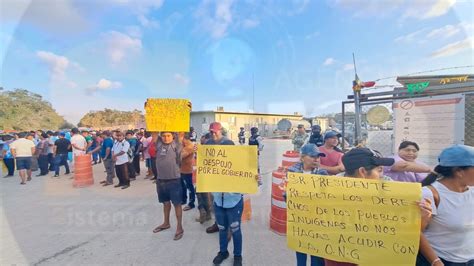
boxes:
[145,98,190,132]
[287,173,421,266]
[196,145,258,194]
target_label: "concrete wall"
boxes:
[190,112,215,139]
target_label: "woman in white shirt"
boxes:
[419,145,474,266]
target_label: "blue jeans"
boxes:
[181,173,195,207]
[296,252,325,266]
[54,154,70,175]
[214,199,243,256]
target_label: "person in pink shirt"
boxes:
[384,141,432,183]
[319,131,345,175]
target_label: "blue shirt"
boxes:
[100,137,114,159]
[206,137,243,208]
[2,141,13,159]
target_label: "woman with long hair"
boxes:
[418,145,474,266]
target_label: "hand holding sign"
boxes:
[287,173,422,266]
[196,145,258,194]
[145,98,191,132]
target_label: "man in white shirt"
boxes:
[70,128,87,156]
[112,131,130,189]
[10,132,36,184]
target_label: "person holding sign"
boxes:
[286,143,328,266]
[323,148,431,266]
[152,132,185,241]
[205,122,244,266]
[418,145,474,266]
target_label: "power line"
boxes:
[374,65,474,82]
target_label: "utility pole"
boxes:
[352,53,362,146]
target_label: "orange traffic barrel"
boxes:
[270,167,287,235]
[242,196,252,222]
[73,155,94,188]
[281,151,299,168]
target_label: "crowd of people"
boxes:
[288,124,473,266]
[1,123,472,266]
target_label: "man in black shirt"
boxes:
[53,132,71,177]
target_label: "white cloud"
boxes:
[195,0,235,39]
[86,78,122,94]
[36,51,78,88]
[125,25,143,38]
[394,28,427,42]
[242,19,260,29]
[102,31,142,65]
[430,37,474,58]
[138,14,160,28]
[427,22,473,39]
[333,0,456,20]
[343,64,355,71]
[323,57,336,66]
[422,0,456,19]
[174,73,190,86]
[1,0,88,34]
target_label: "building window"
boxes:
[229,116,236,125]
[203,117,207,123]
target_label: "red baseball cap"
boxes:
[209,122,223,133]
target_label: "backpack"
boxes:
[126,146,134,163]
[134,139,142,156]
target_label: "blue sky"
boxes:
[1,0,473,124]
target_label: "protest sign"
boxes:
[145,98,190,132]
[287,173,421,266]
[196,145,258,194]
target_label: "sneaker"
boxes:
[65,172,70,175]
[233,256,242,266]
[54,174,59,177]
[121,185,130,189]
[212,251,229,265]
[27,177,32,181]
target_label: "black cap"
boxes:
[342,148,394,171]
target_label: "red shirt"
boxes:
[148,141,157,158]
[319,146,343,167]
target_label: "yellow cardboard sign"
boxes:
[196,145,258,194]
[145,98,190,132]
[287,173,421,266]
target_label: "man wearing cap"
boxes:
[291,124,309,151]
[205,122,244,266]
[319,131,345,175]
[308,125,324,147]
[53,132,71,177]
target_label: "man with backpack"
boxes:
[125,131,137,181]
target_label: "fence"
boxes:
[341,86,474,158]
[341,100,394,156]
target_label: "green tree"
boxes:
[0,89,71,131]
[78,109,144,128]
